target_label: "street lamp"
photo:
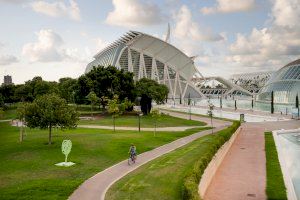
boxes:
[138,113,142,132]
[188,93,191,120]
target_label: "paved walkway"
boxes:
[77,125,202,132]
[204,120,300,200]
[69,111,231,200]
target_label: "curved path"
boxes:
[77,125,202,131]
[69,110,231,200]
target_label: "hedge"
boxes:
[182,121,241,200]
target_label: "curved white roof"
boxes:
[92,31,200,81]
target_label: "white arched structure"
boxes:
[193,76,253,96]
[86,31,205,101]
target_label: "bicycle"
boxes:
[128,154,137,165]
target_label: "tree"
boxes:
[0,108,4,119]
[150,108,161,136]
[0,84,16,103]
[296,93,299,119]
[271,91,274,114]
[207,103,214,134]
[107,95,125,131]
[76,66,136,106]
[136,78,169,115]
[17,102,27,142]
[86,91,100,117]
[58,77,77,103]
[24,94,79,145]
[296,93,299,109]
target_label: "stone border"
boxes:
[198,126,242,198]
[272,128,300,200]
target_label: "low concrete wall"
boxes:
[273,129,300,200]
[198,126,242,198]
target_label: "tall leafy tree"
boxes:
[77,66,135,106]
[58,77,77,103]
[136,78,169,115]
[0,84,16,103]
[24,93,79,144]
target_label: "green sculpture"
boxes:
[62,140,72,163]
[55,140,75,167]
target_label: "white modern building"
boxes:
[230,71,274,93]
[85,30,205,100]
[258,59,300,104]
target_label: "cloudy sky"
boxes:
[0,0,300,84]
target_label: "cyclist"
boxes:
[128,144,137,163]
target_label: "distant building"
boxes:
[258,58,300,104]
[3,75,13,86]
[230,71,274,93]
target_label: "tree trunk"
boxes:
[113,116,115,132]
[19,123,23,142]
[49,124,52,145]
[154,120,156,137]
[211,116,213,134]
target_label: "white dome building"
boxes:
[257,59,300,104]
[86,31,205,100]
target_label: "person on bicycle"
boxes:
[128,144,137,163]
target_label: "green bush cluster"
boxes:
[182,121,240,200]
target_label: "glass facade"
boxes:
[257,59,300,104]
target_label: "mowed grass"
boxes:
[1,108,17,120]
[0,122,209,200]
[79,114,206,128]
[265,132,287,200]
[106,123,238,200]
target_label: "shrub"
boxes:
[182,121,240,200]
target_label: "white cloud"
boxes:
[0,55,18,65]
[271,0,300,28]
[174,5,223,42]
[106,0,165,27]
[223,0,300,73]
[22,29,90,63]
[172,5,223,56]
[30,0,81,21]
[201,0,255,15]
[0,42,18,65]
[22,29,64,62]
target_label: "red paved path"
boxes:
[204,120,300,200]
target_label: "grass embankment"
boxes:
[79,114,206,128]
[106,121,240,200]
[0,121,209,200]
[265,132,287,200]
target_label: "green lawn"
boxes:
[0,122,209,200]
[1,108,17,120]
[79,114,206,128]
[106,121,239,200]
[265,132,287,200]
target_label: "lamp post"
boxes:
[136,96,142,132]
[188,93,192,120]
[138,113,142,132]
